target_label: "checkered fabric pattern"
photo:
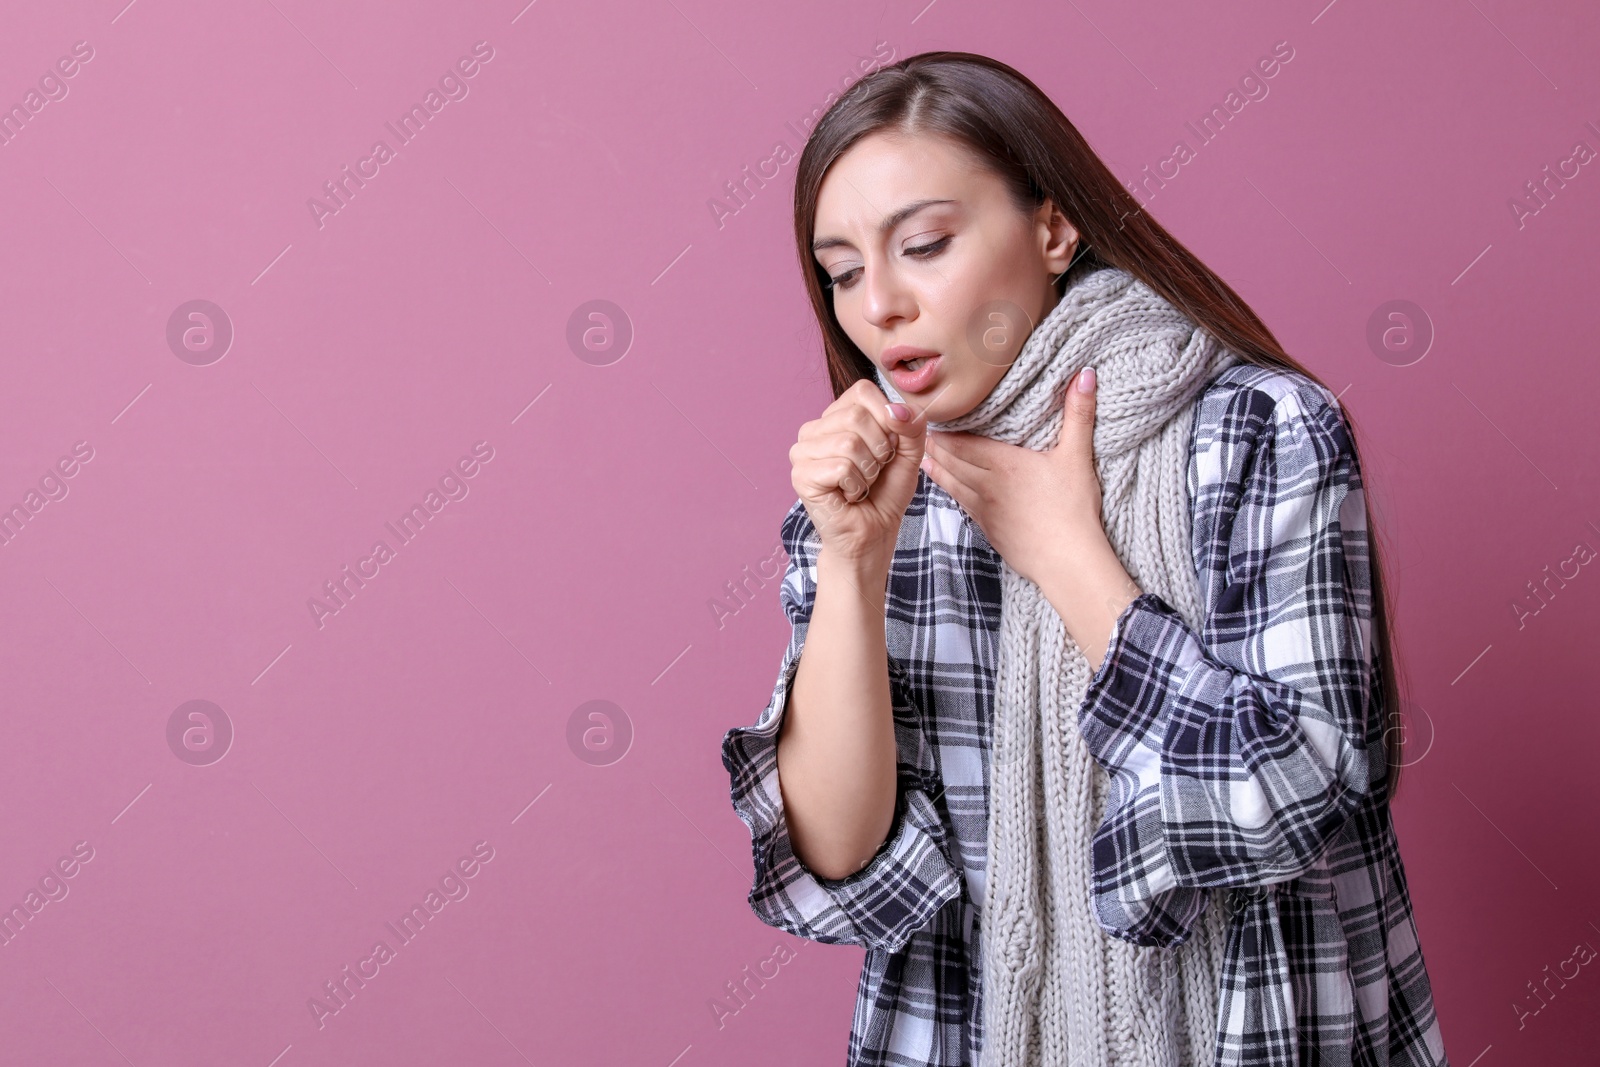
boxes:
[722,363,1449,1066]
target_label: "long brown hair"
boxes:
[789,50,1409,799]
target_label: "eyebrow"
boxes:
[811,198,956,255]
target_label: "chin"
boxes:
[927,389,981,422]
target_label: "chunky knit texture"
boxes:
[877,263,1239,1067]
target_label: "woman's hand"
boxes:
[790,379,929,565]
[919,365,1141,669]
[919,366,1108,587]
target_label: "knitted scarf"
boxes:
[877,262,1237,1067]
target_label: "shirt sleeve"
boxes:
[720,500,964,955]
[1075,380,1381,947]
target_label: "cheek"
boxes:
[965,359,1009,403]
[939,285,1030,379]
[838,314,873,357]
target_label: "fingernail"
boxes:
[1077,366,1096,393]
[886,402,912,422]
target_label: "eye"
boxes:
[824,267,863,291]
[824,236,951,292]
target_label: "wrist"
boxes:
[1035,533,1141,666]
[817,544,893,604]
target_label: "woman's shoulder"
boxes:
[1197,361,1346,439]
[1191,361,1355,487]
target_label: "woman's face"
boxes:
[812,129,1081,421]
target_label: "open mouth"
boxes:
[886,353,942,392]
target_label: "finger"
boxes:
[821,455,869,503]
[918,447,975,513]
[796,431,890,490]
[791,440,870,505]
[926,431,994,483]
[1054,365,1098,456]
[840,390,901,462]
[804,380,890,439]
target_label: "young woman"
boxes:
[722,52,1449,1067]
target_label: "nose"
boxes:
[858,258,916,332]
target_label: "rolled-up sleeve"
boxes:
[1075,383,1380,947]
[721,501,963,954]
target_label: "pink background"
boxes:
[0,0,1596,1063]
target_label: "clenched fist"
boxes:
[789,378,928,565]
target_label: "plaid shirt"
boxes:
[722,363,1450,1067]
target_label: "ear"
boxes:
[1037,198,1081,278]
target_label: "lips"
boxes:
[888,354,941,393]
[883,346,942,394]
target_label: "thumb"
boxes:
[1056,365,1097,455]
[881,401,928,483]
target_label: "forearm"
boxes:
[1034,530,1142,673]
[776,547,900,881]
